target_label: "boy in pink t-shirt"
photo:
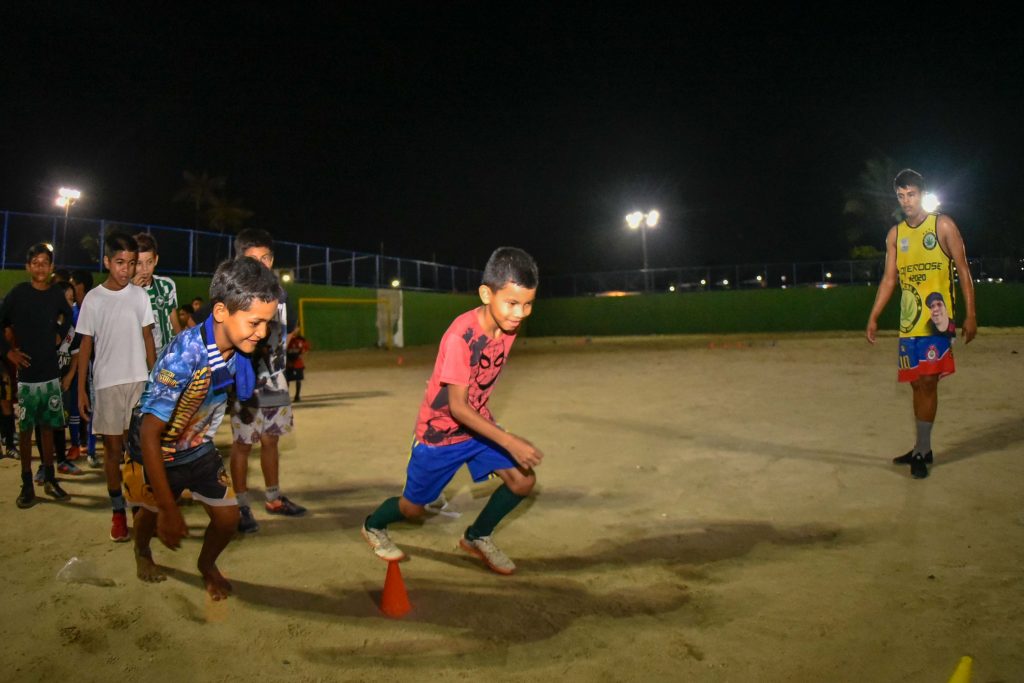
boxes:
[362,247,542,575]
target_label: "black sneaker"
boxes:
[893,450,933,465]
[44,479,70,500]
[238,505,260,534]
[16,484,36,509]
[910,453,929,479]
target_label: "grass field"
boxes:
[2,330,1022,682]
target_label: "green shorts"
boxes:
[16,378,65,433]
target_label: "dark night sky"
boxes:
[2,5,1022,275]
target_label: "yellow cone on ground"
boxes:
[947,656,972,683]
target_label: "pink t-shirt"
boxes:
[415,308,516,447]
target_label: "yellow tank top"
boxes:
[896,213,955,337]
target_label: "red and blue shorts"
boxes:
[898,335,955,383]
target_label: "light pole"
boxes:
[626,209,660,291]
[55,187,81,264]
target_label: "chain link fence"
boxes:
[1,210,483,292]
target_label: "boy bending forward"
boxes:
[362,247,542,575]
[124,258,281,599]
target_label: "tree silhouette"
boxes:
[174,170,226,229]
[842,156,901,258]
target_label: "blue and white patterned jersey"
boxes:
[135,323,235,465]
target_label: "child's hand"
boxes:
[507,435,544,469]
[78,392,91,422]
[6,348,30,368]
[157,507,189,549]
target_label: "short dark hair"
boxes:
[893,168,925,193]
[210,257,283,313]
[133,232,158,254]
[55,281,74,297]
[70,269,93,293]
[482,247,538,291]
[104,232,138,259]
[192,296,204,304]
[54,268,72,283]
[234,228,274,257]
[26,242,53,263]
[925,292,945,308]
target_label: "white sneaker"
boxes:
[361,525,406,561]
[459,535,516,575]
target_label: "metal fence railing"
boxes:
[0,210,483,293]
[4,210,1019,297]
[545,257,1024,297]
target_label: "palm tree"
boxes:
[206,196,254,234]
[842,156,902,257]
[174,170,226,229]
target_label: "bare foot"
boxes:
[200,564,232,600]
[135,548,166,583]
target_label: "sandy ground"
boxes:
[1,329,1022,682]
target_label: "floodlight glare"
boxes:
[625,211,644,229]
[668,285,676,292]
[922,192,940,213]
[645,210,660,228]
[700,279,707,286]
[391,278,401,288]
[55,196,68,208]
[280,272,293,283]
[58,187,81,200]
[722,279,729,286]
[43,243,54,252]
[825,272,832,279]
[756,275,763,282]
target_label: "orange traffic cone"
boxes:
[380,560,411,618]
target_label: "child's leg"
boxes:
[229,441,253,504]
[198,504,240,600]
[465,467,535,540]
[294,380,302,401]
[103,434,128,515]
[258,433,279,492]
[133,508,166,582]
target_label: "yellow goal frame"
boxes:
[297,297,393,350]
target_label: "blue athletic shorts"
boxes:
[403,436,518,505]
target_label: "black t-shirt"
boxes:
[0,283,73,382]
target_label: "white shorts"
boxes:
[93,382,145,436]
[230,404,294,444]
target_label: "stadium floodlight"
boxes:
[55,187,82,265]
[922,192,941,213]
[700,279,707,286]
[277,270,293,283]
[625,209,660,292]
[722,279,729,286]
[756,275,763,282]
[390,278,401,288]
[825,272,832,279]
[668,284,676,292]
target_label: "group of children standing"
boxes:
[3,233,544,599]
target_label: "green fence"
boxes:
[2,269,1019,349]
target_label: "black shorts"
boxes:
[285,368,304,382]
[122,446,235,512]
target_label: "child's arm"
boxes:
[77,334,93,421]
[447,383,544,469]
[142,325,156,369]
[139,413,189,549]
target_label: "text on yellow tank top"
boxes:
[896,213,955,337]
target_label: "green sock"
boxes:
[365,496,405,530]
[466,484,525,540]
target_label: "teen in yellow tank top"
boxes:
[896,213,955,337]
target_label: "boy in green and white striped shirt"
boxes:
[133,233,181,356]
